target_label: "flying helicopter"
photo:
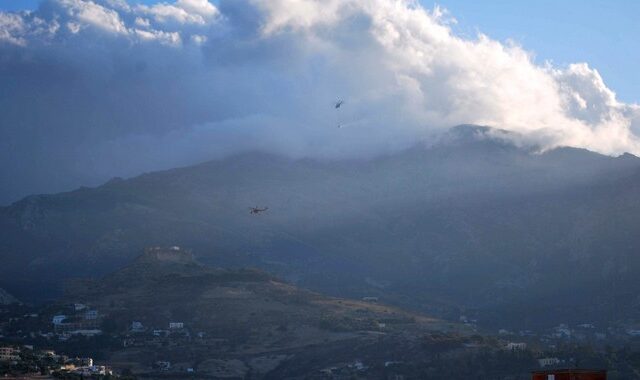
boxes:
[334,99,344,109]
[249,206,269,215]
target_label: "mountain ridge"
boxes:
[2,125,640,328]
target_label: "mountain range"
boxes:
[3,125,640,329]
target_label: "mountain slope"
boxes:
[2,126,640,327]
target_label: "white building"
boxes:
[169,322,184,329]
[84,310,99,320]
[131,321,145,332]
[72,365,110,376]
[538,357,561,367]
[52,315,67,325]
[506,342,527,351]
[0,347,20,362]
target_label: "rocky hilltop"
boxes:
[70,247,441,334]
[64,247,460,378]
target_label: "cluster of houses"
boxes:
[52,303,102,339]
[1,303,198,377]
[130,320,228,347]
[53,356,113,377]
[493,322,640,369]
[122,320,209,350]
[541,322,640,343]
[495,321,638,348]
[0,344,113,377]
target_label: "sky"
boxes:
[440,0,640,104]
[3,0,638,102]
[0,0,639,204]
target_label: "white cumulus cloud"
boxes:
[0,0,638,202]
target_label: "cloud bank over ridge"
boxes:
[1,0,639,202]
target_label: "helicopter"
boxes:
[334,99,344,109]
[249,206,269,215]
